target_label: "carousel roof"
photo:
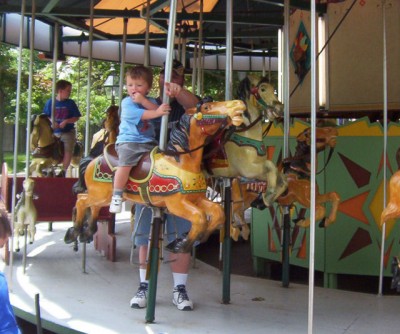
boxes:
[0,0,327,70]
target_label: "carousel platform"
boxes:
[1,210,400,334]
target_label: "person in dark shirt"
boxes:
[43,80,81,176]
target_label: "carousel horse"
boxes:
[380,147,400,227]
[380,149,400,292]
[232,126,340,229]
[230,179,266,241]
[206,178,265,241]
[64,99,246,253]
[14,177,38,251]
[29,114,83,177]
[73,105,119,194]
[204,74,287,208]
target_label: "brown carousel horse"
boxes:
[29,114,83,176]
[234,126,340,228]
[72,105,120,194]
[204,74,287,208]
[64,99,246,253]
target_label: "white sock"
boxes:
[173,273,188,287]
[139,269,148,284]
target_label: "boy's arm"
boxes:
[141,103,170,120]
[132,93,159,111]
[140,98,159,111]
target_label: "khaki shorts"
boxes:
[116,141,157,167]
[56,130,76,153]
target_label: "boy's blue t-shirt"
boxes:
[117,96,159,144]
[0,272,21,334]
[43,98,81,134]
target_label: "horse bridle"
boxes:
[235,84,279,137]
[161,97,234,156]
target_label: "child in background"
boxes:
[109,66,170,213]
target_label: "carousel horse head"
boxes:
[30,113,55,151]
[237,74,283,122]
[103,105,120,140]
[294,124,338,158]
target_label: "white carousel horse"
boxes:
[204,74,287,208]
[14,177,38,251]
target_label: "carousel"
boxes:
[1,1,400,333]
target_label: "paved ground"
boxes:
[2,212,400,334]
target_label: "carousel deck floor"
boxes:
[2,211,400,334]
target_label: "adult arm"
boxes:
[165,82,199,109]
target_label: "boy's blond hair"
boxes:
[126,66,153,88]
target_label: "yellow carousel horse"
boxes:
[204,75,287,208]
[64,99,246,253]
[29,114,83,176]
[241,126,340,228]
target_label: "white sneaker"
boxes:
[130,282,148,309]
[109,195,123,213]
[172,285,193,311]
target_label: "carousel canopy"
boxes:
[0,0,327,71]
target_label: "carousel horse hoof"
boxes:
[318,218,327,228]
[78,232,93,244]
[64,227,79,244]
[250,194,267,210]
[165,238,188,254]
[292,218,302,225]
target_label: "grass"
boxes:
[3,152,27,173]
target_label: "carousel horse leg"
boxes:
[164,199,211,253]
[65,194,89,244]
[262,163,288,207]
[79,205,100,243]
[318,191,341,227]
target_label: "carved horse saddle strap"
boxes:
[32,142,58,158]
[229,133,266,156]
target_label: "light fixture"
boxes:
[104,65,119,105]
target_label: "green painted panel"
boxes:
[251,118,400,278]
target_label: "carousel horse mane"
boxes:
[166,113,191,155]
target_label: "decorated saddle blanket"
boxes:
[93,144,207,203]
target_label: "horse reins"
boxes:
[160,97,233,157]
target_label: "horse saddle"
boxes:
[32,141,63,159]
[100,144,155,182]
[203,133,229,175]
